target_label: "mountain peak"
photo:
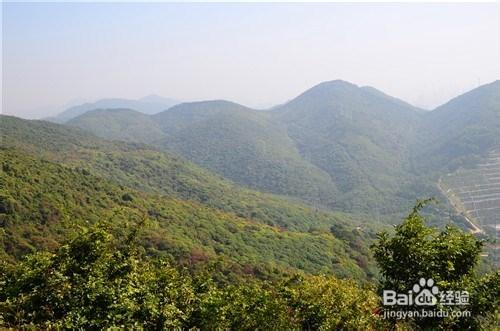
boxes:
[158,99,250,114]
[281,80,359,108]
[315,79,358,88]
[305,80,359,95]
[279,80,422,116]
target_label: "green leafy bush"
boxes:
[0,223,384,330]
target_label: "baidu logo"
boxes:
[381,278,471,319]
[383,278,468,307]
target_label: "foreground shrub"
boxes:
[0,223,383,330]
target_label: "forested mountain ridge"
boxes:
[67,81,427,217]
[52,80,499,221]
[272,80,424,213]
[412,80,500,173]
[0,115,370,232]
[70,101,340,205]
[153,100,339,202]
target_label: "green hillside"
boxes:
[0,116,384,275]
[0,148,374,279]
[0,115,369,232]
[67,86,427,217]
[413,80,500,173]
[1,168,496,329]
[67,109,165,143]
[273,80,424,214]
[153,101,339,203]
[69,101,339,204]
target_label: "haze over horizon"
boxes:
[2,2,499,119]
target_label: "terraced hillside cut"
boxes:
[440,149,500,239]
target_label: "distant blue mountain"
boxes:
[45,95,179,123]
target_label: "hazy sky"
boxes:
[2,2,499,118]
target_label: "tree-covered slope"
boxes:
[272,80,424,214]
[1,194,496,330]
[46,80,500,220]
[67,109,165,143]
[0,148,374,279]
[65,86,427,216]
[153,101,339,203]
[0,115,354,232]
[414,80,500,173]
[68,101,339,205]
